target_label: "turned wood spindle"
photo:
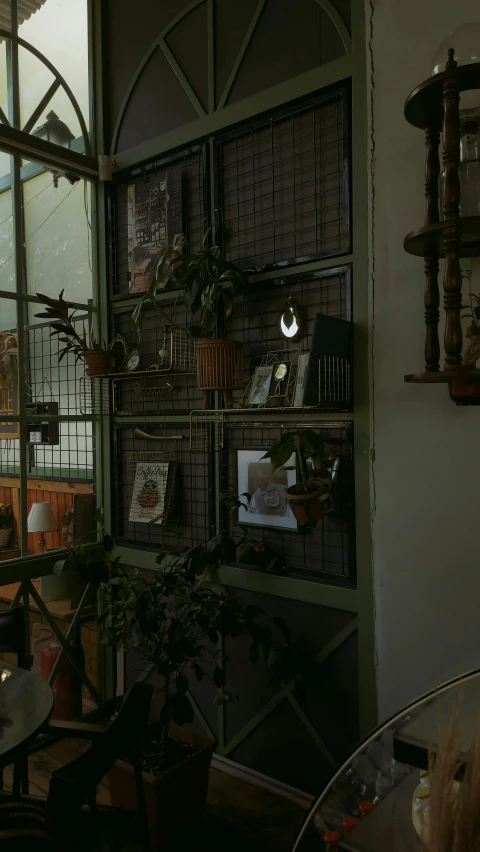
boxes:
[442,48,463,370]
[424,127,440,371]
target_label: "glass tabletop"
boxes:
[293,668,480,852]
[0,663,53,762]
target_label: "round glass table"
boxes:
[293,667,480,851]
[0,663,53,764]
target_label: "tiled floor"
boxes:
[4,739,306,851]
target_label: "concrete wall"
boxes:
[370,0,480,718]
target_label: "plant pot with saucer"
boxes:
[131,233,249,410]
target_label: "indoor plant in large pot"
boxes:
[35,291,114,377]
[132,234,250,409]
[101,543,307,849]
[261,429,337,527]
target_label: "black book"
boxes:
[303,314,352,406]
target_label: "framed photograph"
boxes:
[248,365,273,406]
[237,449,297,531]
[127,168,183,295]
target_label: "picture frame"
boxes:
[236,449,297,531]
[247,365,274,406]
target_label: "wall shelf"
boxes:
[404,217,480,258]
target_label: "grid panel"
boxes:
[216,89,350,272]
[228,268,351,411]
[114,423,212,551]
[222,422,355,583]
[112,302,203,415]
[109,146,207,298]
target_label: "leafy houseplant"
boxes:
[34,291,114,377]
[261,429,336,527]
[132,234,250,409]
[101,543,309,847]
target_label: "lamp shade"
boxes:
[27,502,57,533]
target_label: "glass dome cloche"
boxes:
[432,23,480,76]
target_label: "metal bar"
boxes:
[285,691,337,768]
[22,79,61,134]
[158,38,206,118]
[21,580,31,668]
[217,0,267,110]
[207,0,215,113]
[27,581,102,705]
[0,124,98,179]
[47,582,92,685]
[113,55,353,169]
[222,619,358,757]
[0,105,10,126]
[315,0,352,53]
[8,583,24,610]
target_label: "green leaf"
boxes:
[302,430,325,458]
[194,664,205,682]
[103,534,116,553]
[207,627,218,645]
[273,616,291,644]
[245,604,264,621]
[170,692,194,726]
[213,665,224,688]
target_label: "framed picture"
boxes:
[129,461,170,524]
[248,365,273,406]
[127,168,183,295]
[237,449,297,531]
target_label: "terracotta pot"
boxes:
[0,528,10,548]
[196,338,242,409]
[285,481,326,527]
[449,378,480,405]
[107,723,216,850]
[83,350,114,377]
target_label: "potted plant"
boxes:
[261,429,337,527]
[34,291,114,377]
[0,503,13,548]
[100,542,308,849]
[132,234,250,409]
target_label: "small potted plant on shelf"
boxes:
[132,234,250,409]
[0,503,13,548]
[261,429,337,527]
[101,542,308,849]
[34,291,114,377]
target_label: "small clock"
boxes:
[125,349,140,372]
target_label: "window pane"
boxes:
[0,296,18,439]
[0,41,8,124]
[19,0,90,141]
[0,183,15,292]
[23,168,93,306]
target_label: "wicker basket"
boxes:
[196,338,242,408]
[0,528,11,548]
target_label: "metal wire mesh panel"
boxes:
[27,420,95,479]
[112,303,202,415]
[227,267,351,411]
[114,423,212,550]
[215,87,350,272]
[109,145,207,298]
[26,315,92,417]
[221,422,355,583]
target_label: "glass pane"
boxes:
[0,296,18,442]
[0,41,9,123]
[28,419,94,480]
[23,167,93,306]
[0,183,15,291]
[19,0,90,143]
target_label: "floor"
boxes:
[3,739,306,851]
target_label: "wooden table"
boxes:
[0,663,53,764]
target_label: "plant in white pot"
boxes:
[35,291,114,377]
[100,542,309,849]
[132,234,250,409]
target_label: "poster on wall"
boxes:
[236,449,297,531]
[129,461,171,524]
[127,168,183,295]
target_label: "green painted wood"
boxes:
[186,689,217,741]
[285,690,337,768]
[316,0,352,53]
[207,0,215,113]
[159,38,206,118]
[112,54,352,165]
[217,0,267,110]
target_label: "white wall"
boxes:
[370,0,480,718]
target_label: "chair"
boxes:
[15,681,154,852]
[0,607,30,796]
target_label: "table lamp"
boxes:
[27,502,57,552]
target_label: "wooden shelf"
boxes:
[404,62,480,129]
[405,370,480,384]
[404,217,480,258]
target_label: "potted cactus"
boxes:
[132,234,250,409]
[35,291,114,377]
